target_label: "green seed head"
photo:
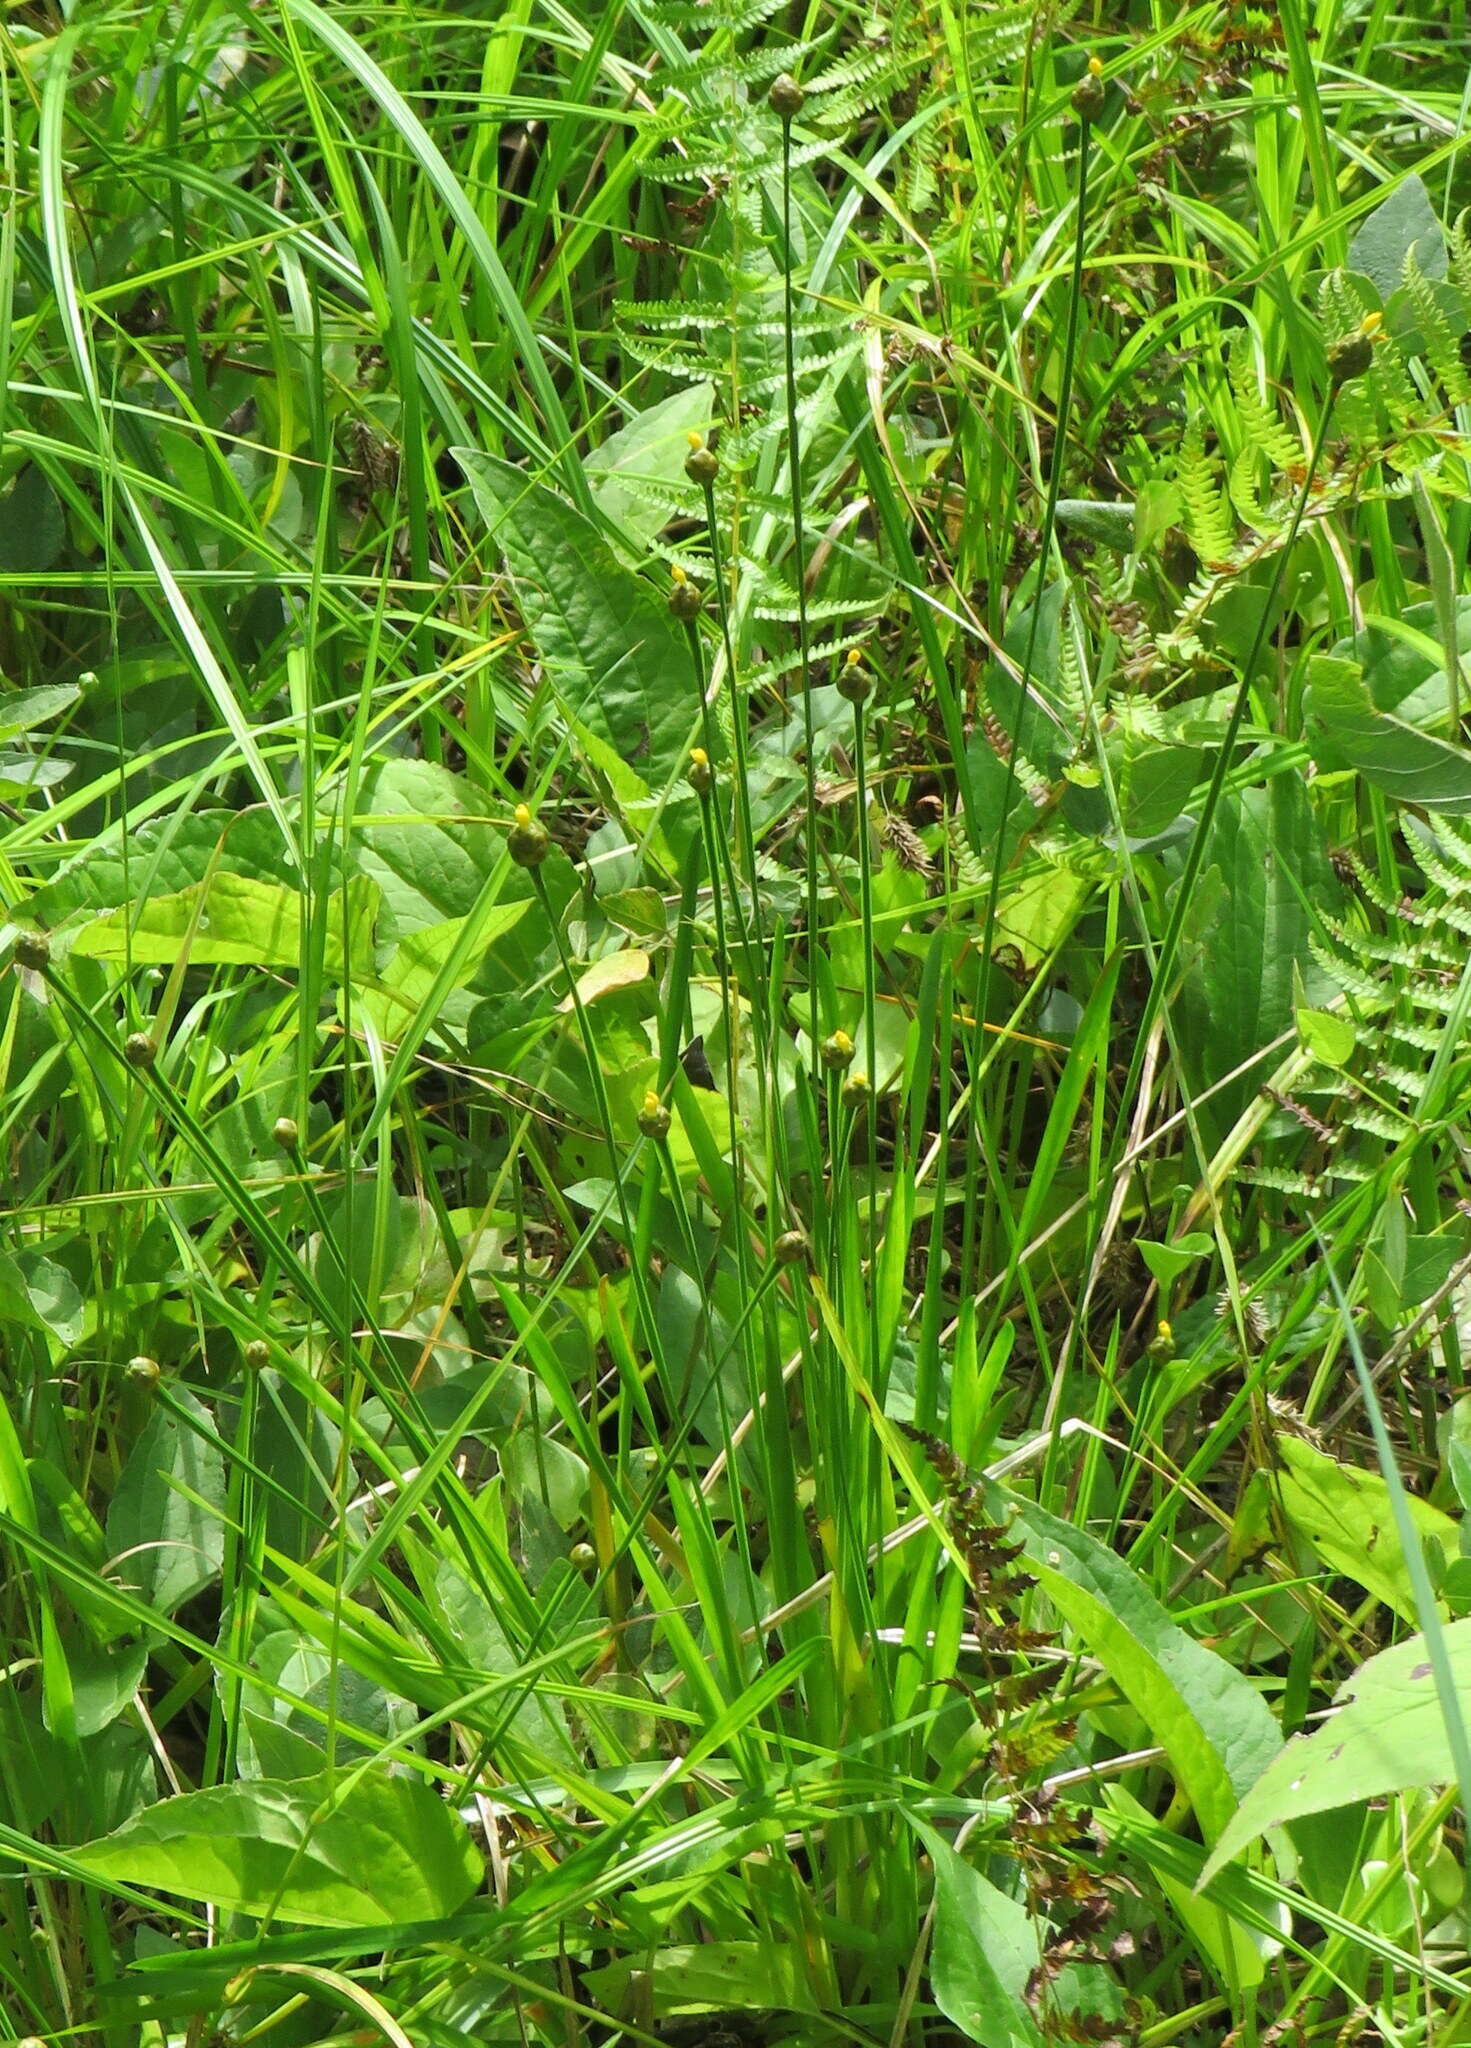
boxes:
[507,802,551,869]
[570,1541,597,1571]
[127,1354,160,1388]
[123,1031,156,1069]
[271,1115,299,1151]
[772,1228,809,1269]
[768,72,806,118]
[12,929,49,972]
[244,1339,270,1370]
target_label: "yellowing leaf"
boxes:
[992,866,1090,972]
[558,948,651,1010]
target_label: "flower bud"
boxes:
[668,565,704,620]
[271,1116,299,1151]
[687,747,713,797]
[772,1229,809,1268]
[570,1541,597,1571]
[127,1354,160,1388]
[684,432,719,486]
[507,802,551,868]
[836,648,872,704]
[637,1089,672,1140]
[820,1029,855,1072]
[1071,54,1105,119]
[123,1031,156,1069]
[1148,1320,1175,1364]
[1328,313,1380,388]
[768,72,805,119]
[244,1339,270,1370]
[841,1070,871,1110]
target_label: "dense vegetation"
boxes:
[5,1,1471,2043]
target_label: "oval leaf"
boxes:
[70,1767,482,1927]
[1305,656,1471,811]
[1202,1619,1471,1882]
[999,1488,1280,1845]
[557,947,651,1011]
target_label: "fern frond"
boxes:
[1448,209,1471,302]
[1240,1167,1326,1197]
[1228,331,1304,470]
[1402,249,1471,406]
[1176,419,1236,567]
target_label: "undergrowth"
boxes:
[3,3,1471,2047]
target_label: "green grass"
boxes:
[4,2,1471,2045]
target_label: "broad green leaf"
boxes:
[1202,1619,1471,1880]
[0,1249,84,1348]
[456,448,699,791]
[1133,480,1183,555]
[1347,173,1446,301]
[1175,774,1340,1129]
[66,1638,148,1740]
[1273,1435,1456,1624]
[357,901,532,1041]
[0,683,81,738]
[242,1710,332,1783]
[999,1488,1279,1845]
[69,872,378,977]
[0,752,71,794]
[985,584,1067,778]
[33,811,330,924]
[106,1388,226,1618]
[1055,498,1134,551]
[250,1370,342,1566]
[500,1431,588,1532]
[437,1563,578,1764]
[1116,742,1203,841]
[1137,1233,1214,1289]
[0,1692,61,1833]
[1305,656,1471,810]
[311,1192,454,1329]
[0,466,65,573]
[582,1940,816,2017]
[70,1767,482,1927]
[1334,600,1471,730]
[586,383,715,551]
[1296,1006,1354,1066]
[353,757,565,976]
[911,1819,1043,2048]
